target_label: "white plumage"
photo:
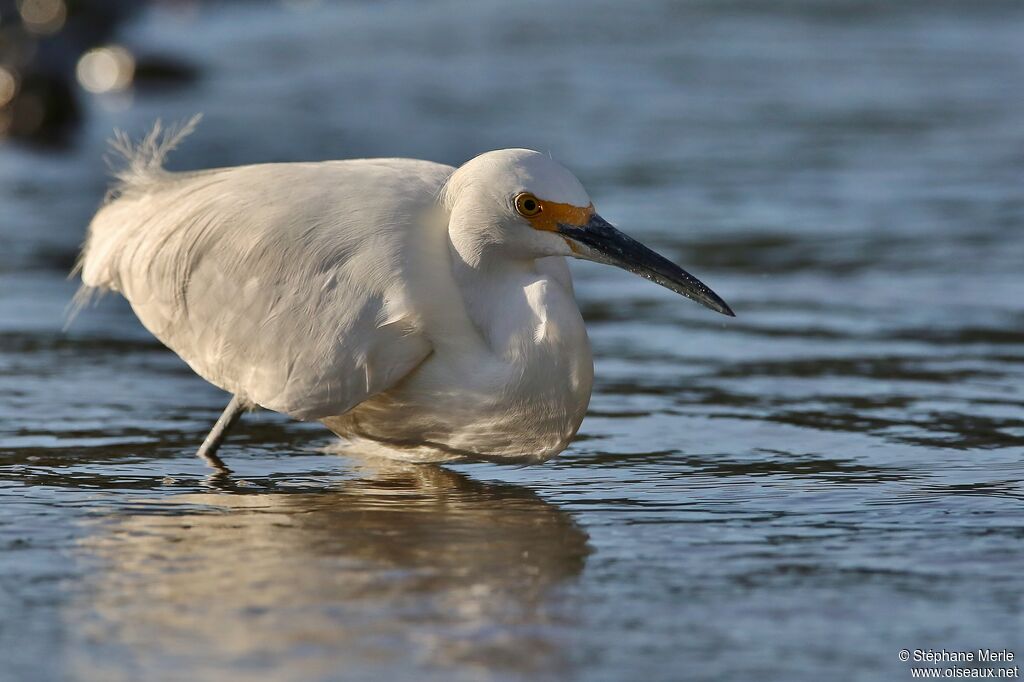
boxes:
[76,119,731,466]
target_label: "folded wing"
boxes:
[78,155,453,420]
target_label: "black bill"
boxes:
[559,214,735,317]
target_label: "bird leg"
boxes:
[195,395,249,472]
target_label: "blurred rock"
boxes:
[0,0,193,147]
[0,69,80,145]
[133,53,200,91]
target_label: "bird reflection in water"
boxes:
[70,461,590,681]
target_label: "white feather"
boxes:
[75,122,595,462]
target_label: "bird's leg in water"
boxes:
[195,395,249,472]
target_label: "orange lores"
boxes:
[525,200,595,233]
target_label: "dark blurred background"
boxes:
[1,2,1022,681]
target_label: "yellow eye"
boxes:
[514,193,543,217]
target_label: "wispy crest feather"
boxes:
[104,114,202,200]
[68,115,203,325]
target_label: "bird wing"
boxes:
[78,158,453,420]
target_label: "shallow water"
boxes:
[1,1,1023,680]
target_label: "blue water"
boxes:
[1,1,1022,680]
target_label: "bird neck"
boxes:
[447,239,544,355]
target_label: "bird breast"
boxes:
[327,258,594,463]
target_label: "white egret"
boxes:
[75,118,733,468]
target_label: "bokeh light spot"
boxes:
[0,67,18,108]
[76,46,136,94]
[17,0,66,35]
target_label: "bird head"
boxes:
[441,149,734,316]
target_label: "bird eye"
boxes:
[515,193,543,217]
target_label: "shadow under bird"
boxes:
[74,118,733,468]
